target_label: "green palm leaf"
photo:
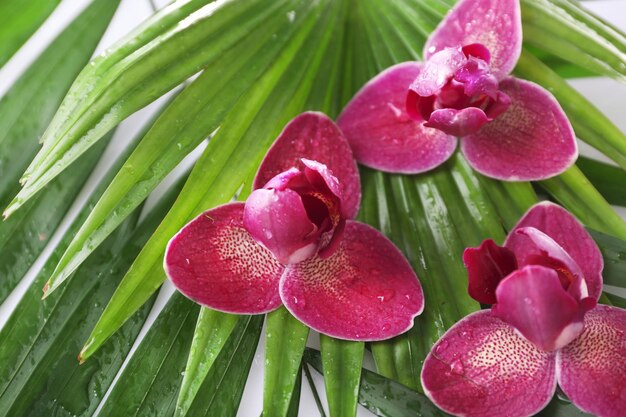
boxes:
[0,0,61,68]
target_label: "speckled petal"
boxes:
[557,305,626,417]
[164,203,284,314]
[463,239,518,305]
[279,220,424,341]
[493,265,584,352]
[421,310,557,417]
[461,77,577,181]
[253,112,361,219]
[505,202,603,301]
[338,62,457,174]
[424,0,522,79]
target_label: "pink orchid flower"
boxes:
[337,0,577,181]
[421,202,626,417]
[164,112,425,341]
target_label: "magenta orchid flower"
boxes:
[164,112,425,341]
[421,202,626,417]
[337,0,577,181]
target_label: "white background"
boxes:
[0,1,625,416]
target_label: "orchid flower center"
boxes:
[243,159,346,265]
[407,43,511,137]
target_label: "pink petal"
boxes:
[421,310,557,417]
[253,111,361,219]
[279,220,424,341]
[410,47,466,97]
[424,0,522,79]
[461,77,577,181]
[492,265,584,351]
[426,107,491,137]
[505,202,603,301]
[244,188,319,265]
[463,239,518,305]
[557,305,626,417]
[164,203,284,314]
[338,62,457,174]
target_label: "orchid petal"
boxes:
[424,0,522,79]
[253,111,361,219]
[509,227,591,302]
[410,47,466,97]
[421,310,557,417]
[557,305,626,417]
[492,265,584,351]
[279,220,424,341]
[338,62,457,174]
[426,107,491,137]
[505,202,603,301]
[244,188,319,265]
[461,77,577,181]
[463,239,517,305]
[164,203,284,314]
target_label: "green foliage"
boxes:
[1,0,626,416]
[0,0,61,67]
[0,0,119,303]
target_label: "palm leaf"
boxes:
[0,0,61,68]
[0,0,119,302]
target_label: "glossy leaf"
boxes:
[7,0,299,215]
[183,315,264,417]
[590,229,626,291]
[96,293,200,417]
[80,0,342,362]
[45,0,317,294]
[0,0,120,303]
[0,112,184,417]
[264,308,310,417]
[0,163,183,417]
[521,0,626,83]
[540,165,626,240]
[175,309,241,417]
[0,0,60,67]
[576,157,626,207]
[0,0,119,208]
[320,336,363,417]
[0,140,106,303]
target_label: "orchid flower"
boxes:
[337,0,577,181]
[164,112,425,341]
[421,202,626,417]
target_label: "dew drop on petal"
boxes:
[435,339,449,355]
[450,359,465,375]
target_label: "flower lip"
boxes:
[244,159,345,265]
[407,45,509,136]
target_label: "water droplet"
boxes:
[450,359,465,375]
[459,329,473,339]
[382,323,391,331]
[377,288,395,302]
[435,339,449,354]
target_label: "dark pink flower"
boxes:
[421,202,626,417]
[338,0,577,181]
[164,112,424,341]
